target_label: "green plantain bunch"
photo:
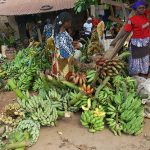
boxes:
[80,106,105,133]
[3,47,50,91]
[17,91,58,126]
[105,76,144,136]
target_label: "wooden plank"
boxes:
[121,3,128,22]
[104,11,135,60]
[101,0,130,9]
[110,5,114,17]
[104,33,130,59]
[108,16,123,24]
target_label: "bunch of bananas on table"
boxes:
[17,92,58,126]
[80,106,105,133]
[0,103,25,127]
[96,57,124,78]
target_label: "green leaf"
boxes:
[77,6,82,12]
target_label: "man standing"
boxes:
[43,19,53,40]
[83,17,93,39]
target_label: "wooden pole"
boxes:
[101,0,130,9]
[37,28,42,44]
[104,11,135,60]
[121,3,128,22]
[110,5,115,17]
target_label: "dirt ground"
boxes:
[0,92,150,150]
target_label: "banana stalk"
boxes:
[7,79,27,100]
[57,111,65,117]
[95,76,110,99]
[61,81,80,92]
[3,141,31,150]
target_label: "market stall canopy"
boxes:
[0,0,75,16]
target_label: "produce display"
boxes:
[97,76,144,136]
[106,92,144,136]
[0,28,146,149]
[0,47,50,91]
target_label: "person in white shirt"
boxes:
[83,17,93,39]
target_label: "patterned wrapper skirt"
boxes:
[51,48,74,79]
[129,37,150,75]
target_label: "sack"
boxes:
[103,39,113,51]
[74,49,82,60]
[134,76,150,118]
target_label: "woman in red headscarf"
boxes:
[111,0,150,76]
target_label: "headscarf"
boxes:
[131,0,146,10]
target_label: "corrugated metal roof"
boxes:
[0,0,75,16]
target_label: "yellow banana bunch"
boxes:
[93,108,105,117]
[81,98,92,111]
[80,107,105,133]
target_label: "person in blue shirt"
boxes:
[51,12,75,79]
[43,19,53,40]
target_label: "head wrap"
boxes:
[131,0,146,10]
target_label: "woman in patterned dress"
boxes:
[51,12,75,79]
[111,0,150,76]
